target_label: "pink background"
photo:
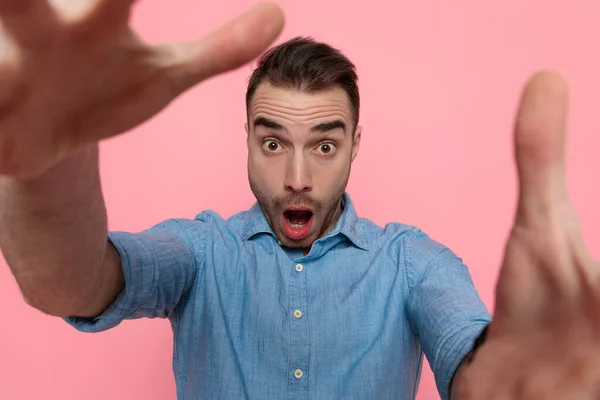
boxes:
[1,1,599,399]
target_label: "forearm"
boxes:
[450,355,471,399]
[450,324,490,399]
[0,144,122,317]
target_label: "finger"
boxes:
[70,0,138,33]
[92,0,137,21]
[164,2,285,93]
[513,70,571,228]
[87,0,138,15]
[0,0,59,47]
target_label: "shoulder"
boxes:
[145,210,225,234]
[359,217,462,279]
[130,203,270,248]
[162,208,251,231]
[127,210,232,249]
[356,216,448,257]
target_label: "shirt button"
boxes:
[295,264,303,272]
[294,369,303,379]
[293,309,303,319]
[278,240,283,246]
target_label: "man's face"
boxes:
[246,82,361,250]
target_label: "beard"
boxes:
[248,171,350,250]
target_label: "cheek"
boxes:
[312,159,350,187]
[248,151,284,189]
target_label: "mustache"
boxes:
[273,193,319,209]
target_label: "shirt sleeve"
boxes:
[63,217,204,333]
[405,227,491,400]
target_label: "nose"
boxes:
[284,152,312,193]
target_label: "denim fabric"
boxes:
[64,193,490,399]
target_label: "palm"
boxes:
[0,0,284,179]
[456,72,600,399]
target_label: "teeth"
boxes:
[289,222,306,228]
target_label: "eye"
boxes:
[315,142,336,155]
[263,140,284,153]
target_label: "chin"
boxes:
[277,233,316,249]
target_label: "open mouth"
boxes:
[284,209,313,226]
[281,208,314,240]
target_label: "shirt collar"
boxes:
[242,192,369,250]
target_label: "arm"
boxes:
[450,325,489,399]
[450,355,473,400]
[0,144,123,318]
[404,228,491,400]
[1,142,203,329]
[434,71,600,400]
[450,360,468,399]
[0,2,282,319]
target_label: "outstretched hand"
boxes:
[455,71,600,399]
[0,0,284,179]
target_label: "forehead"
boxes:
[249,82,352,123]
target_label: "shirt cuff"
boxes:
[62,231,157,333]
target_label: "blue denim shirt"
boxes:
[64,193,490,400]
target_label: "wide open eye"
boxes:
[263,140,284,153]
[315,142,336,156]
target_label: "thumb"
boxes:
[513,70,571,228]
[165,2,284,93]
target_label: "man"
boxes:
[1,2,599,400]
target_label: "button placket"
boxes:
[287,261,310,397]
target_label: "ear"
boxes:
[351,125,362,162]
[245,122,250,148]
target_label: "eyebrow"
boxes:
[252,117,347,134]
[310,120,346,133]
[253,117,286,131]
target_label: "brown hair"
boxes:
[246,36,360,129]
